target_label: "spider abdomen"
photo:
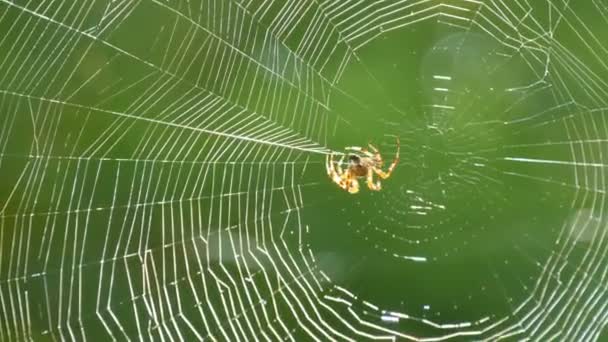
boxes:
[350,165,368,177]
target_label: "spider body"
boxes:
[327,138,400,194]
[348,155,368,177]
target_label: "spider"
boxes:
[326,138,400,194]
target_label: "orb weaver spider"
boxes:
[326,138,400,194]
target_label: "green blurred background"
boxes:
[1,0,608,340]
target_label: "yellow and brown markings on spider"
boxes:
[326,138,400,194]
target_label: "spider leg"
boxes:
[327,153,354,192]
[336,155,345,175]
[361,145,376,159]
[373,158,398,179]
[326,153,341,180]
[367,142,383,163]
[367,143,380,154]
[327,153,344,186]
[374,137,400,179]
[366,168,381,191]
[373,167,391,179]
[345,146,375,160]
[395,137,400,160]
[335,156,360,193]
[338,170,358,193]
[326,153,333,175]
[348,173,360,194]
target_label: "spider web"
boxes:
[1,0,608,340]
